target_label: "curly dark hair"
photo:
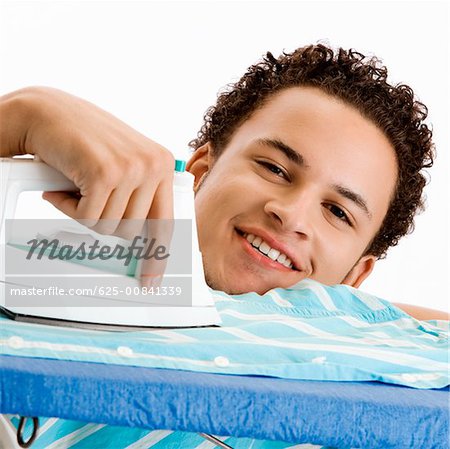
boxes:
[189,44,435,259]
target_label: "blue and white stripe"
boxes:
[1,279,448,388]
[1,278,448,448]
[2,415,339,449]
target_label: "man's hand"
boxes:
[0,86,175,286]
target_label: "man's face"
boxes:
[187,87,397,295]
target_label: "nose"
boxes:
[263,191,315,237]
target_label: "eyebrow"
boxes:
[256,137,372,220]
[332,185,372,219]
[258,138,309,167]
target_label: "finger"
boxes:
[139,220,173,289]
[90,185,138,236]
[147,175,174,221]
[122,181,159,220]
[73,182,113,225]
[114,181,159,240]
[42,189,114,243]
[140,179,174,288]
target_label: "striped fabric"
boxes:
[1,279,448,389]
[3,415,329,449]
[1,278,449,447]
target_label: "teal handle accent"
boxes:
[174,160,186,172]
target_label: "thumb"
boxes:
[42,191,81,218]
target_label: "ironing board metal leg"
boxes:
[198,432,234,448]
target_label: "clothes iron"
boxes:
[0,157,221,330]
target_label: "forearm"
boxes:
[0,87,37,157]
[0,85,175,259]
[393,303,450,320]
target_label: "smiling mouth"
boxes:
[236,229,298,271]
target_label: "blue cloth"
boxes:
[1,279,448,389]
[1,279,449,448]
[1,355,449,448]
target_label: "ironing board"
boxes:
[0,354,448,449]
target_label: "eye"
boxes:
[257,160,289,180]
[325,204,352,226]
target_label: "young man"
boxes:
[0,44,446,318]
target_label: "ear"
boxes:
[186,143,213,192]
[341,255,376,288]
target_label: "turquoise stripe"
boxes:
[149,430,208,448]
[68,424,166,449]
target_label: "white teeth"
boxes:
[267,248,280,260]
[242,231,294,269]
[253,236,263,247]
[258,242,271,255]
[246,233,255,243]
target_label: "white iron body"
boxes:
[0,157,221,329]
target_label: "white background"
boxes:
[1,0,448,311]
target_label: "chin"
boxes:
[203,270,271,296]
